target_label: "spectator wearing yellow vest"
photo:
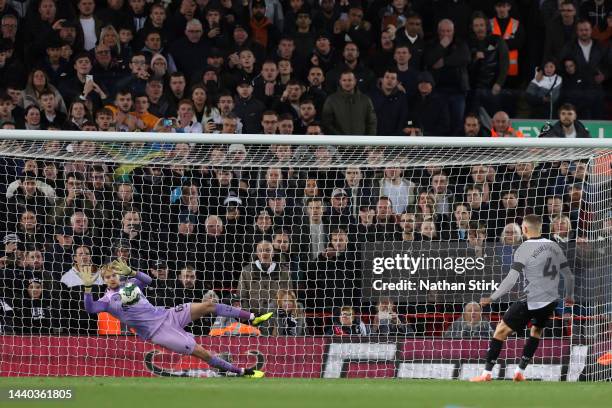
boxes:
[490,1,525,87]
[490,110,524,137]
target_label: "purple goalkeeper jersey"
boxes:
[84,272,168,339]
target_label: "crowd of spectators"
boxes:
[1,140,606,336]
[0,0,609,137]
[0,0,609,337]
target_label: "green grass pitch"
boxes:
[1,377,611,408]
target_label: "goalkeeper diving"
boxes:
[471,214,574,382]
[78,260,272,377]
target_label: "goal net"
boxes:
[0,133,610,381]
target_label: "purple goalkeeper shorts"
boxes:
[150,303,196,355]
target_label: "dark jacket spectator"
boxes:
[369,71,409,136]
[322,71,376,135]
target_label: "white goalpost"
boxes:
[0,130,610,381]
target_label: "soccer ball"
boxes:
[119,283,141,305]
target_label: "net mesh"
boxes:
[0,137,610,381]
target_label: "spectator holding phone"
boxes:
[370,297,412,336]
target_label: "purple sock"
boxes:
[208,355,243,375]
[215,303,251,320]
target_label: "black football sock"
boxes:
[519,336,540,370]
[485,338,504,372]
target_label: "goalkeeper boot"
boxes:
[251,312,273,327]
[243,368,265,378]
[513,371,526,382]
[469,373,492,382]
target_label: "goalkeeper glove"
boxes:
[112,259,136,277]
[77,265,99,293]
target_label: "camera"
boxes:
[163,119,173,127]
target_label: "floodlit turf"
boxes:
[1,377,611,408]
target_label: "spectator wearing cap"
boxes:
[58,52,108,111]
[13,277,60,335]
[325,42,376,94]
[540,103,591,138]
[467,12,511,118]
[558,19,608,119]
[264,189,294,229]
[169,18,211,80]
[324,187,357,231]
[369,67,410,136]
[202,167,241,215]
[322,70,377,136]
[234,78,266,134]
[404,71,450,136]
[145,260,176,307]
[423,19,470,136]
[238,239,292,315]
